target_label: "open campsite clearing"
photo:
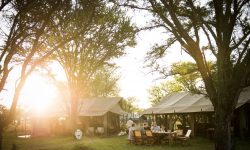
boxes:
[3,134,250,150]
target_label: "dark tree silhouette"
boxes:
[0,0,98,148]
[120,0,250,150]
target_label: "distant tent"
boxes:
[142,86,250,115]
[141,86,250,138]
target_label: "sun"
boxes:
[19,72,57,115]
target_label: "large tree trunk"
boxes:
[8,75,28,123]
[212,42,240,150]
[70,99,77,134]
[214,107,234,150]
[70,89,79,135]
[0,128,3,150]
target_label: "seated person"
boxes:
[140,124,145,134]
[151,123,161,132]
[154,126,161,131]
[143,123,150,130]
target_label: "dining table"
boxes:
[152,131,177,144]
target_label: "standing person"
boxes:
[126,118,133,134]
[126,118,134,129]
[128,124,135,144]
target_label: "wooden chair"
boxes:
[145,130,155,145]
[134,130,143,145]
[162,132,173,144]
[175,129,191,144]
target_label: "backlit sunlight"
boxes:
[19,73,57,115]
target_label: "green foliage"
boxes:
[148,61,204,105]
[120,97,141,113]
[148,80,183,105]
[0,2,78,149]
[0,0,72,92]
[88,65,120,97]
[123,1,250,149]
[170,62,203,93]
[53,0,137,98]
[6,0,72,61]
[48,0,137,131]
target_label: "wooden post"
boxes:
[190,113,195,137]
[104,113,108,136]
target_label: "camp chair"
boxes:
[175,129,183,136]
[145,130,155,145]
[95,127,104,136]
[175,129,191,144]
[134,130,143,145]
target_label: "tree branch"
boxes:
[0,0,11,11]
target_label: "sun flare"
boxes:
[20,73,57,114]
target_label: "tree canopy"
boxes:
[148,80,181,105]
[148,61,204,105]
[89,65,120,97]
[0,0,82,128]
[53,0,137,132]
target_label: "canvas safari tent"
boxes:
[141,86,250,138]
[29,97,126,137]
[78,97,127,136]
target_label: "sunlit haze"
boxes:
[0,9,194,110]
[19,73,57,114]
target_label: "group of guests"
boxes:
[126,119,164,143]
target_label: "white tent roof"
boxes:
[142,86,250,115]
[27,97,126,118]
[78,97,127,116]
[237,86,250,108]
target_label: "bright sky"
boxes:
[114,10,193,109]
[115,30,192,109]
